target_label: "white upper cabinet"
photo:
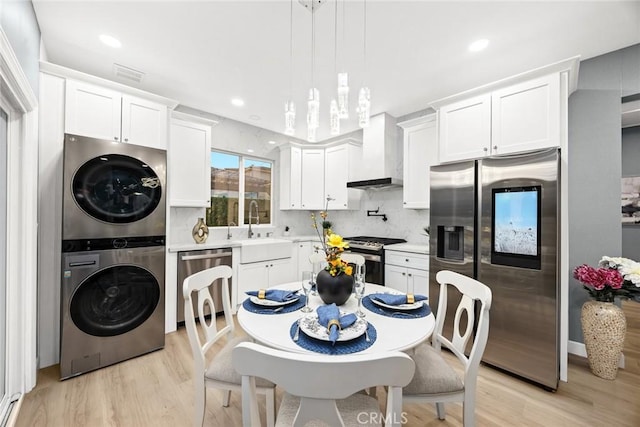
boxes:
[324,140,362,210]
[65,80,121,142]
[279,145,302,210]
[491,74,560,155]
[65,79,168,149]
[300,148,325,210]
[169,113,215,207]
[280,139,362,211]
[121,95,169,149]
[432,58,579,164]
[398,115,437,209]
[438,94,492,163]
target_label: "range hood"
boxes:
[346,113,403,190]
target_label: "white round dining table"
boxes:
[237,282,435,355]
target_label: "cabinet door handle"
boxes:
[402,272,406,276]
[408,273,413,277]
[493,145,498,150]
[483,147,488,152]
[124,138,129,142]
[114,136,119,141]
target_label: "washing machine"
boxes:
[62,133,166,240]
[60,237,165,379]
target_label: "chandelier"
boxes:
[284,0,371,142]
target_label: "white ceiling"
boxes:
[32,0,640,142]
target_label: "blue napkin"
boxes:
[245,289,298,302]
[316,303,357,345]
[370,293,427,306]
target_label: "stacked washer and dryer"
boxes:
[60,134,166,379]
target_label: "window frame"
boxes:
[209,149,273,227]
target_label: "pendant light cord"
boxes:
[334,0,337,75]
[363,0,367,84]
[311,7,315,88]
[289,0,293,98]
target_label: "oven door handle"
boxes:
[352,252,381,263]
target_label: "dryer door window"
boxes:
[72,154,162,224]
[70,265,161,337]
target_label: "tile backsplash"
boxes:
[170,188,429,246]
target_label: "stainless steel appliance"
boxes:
[62,133,166,240]
[177,248,233,324]
[343,236,406,285]
[60,237,165,379]
[430,148,559,390]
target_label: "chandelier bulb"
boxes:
[284,100,296,136]
[330,99,340,135]
[357,86,371,128]
[337,72,349,119]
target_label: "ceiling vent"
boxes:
[113,63,145,83]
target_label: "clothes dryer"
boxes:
[60,237,165,379]
[62,133,166,240]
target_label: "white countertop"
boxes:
[168,240,241,252]
[384,243,429,255]
[168,234,323,252]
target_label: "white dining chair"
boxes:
[183,265,275,427]
[308,251,327,272]
[233,341,415,427]
[340,252,366,267]
[403,270,492,427]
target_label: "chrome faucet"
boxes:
[227,221,236,240]
[248,200,260,238]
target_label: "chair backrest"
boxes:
[308,251,327,273]
[183,265,235,375]
[233,342,415,427]
[433,270,492,383]
[340,252,365,266]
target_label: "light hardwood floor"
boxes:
[16,310,640,427]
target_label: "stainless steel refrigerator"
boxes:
[429,148,559,390]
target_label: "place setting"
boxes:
[363,291,431,318]
[242,288,306,315]
[289,303,377,355]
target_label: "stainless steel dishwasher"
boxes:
[177,248,233,325]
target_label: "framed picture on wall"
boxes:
[622,176,640,224]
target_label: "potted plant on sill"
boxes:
[573,256,640,379]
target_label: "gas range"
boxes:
[343,236,407,253]
[343,236,406,286]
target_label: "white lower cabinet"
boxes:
[384,251,429,297]
[237,257,295,300]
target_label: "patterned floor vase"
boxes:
[581,300,627,380]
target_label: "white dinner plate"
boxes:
[370,297,424,311]
[249,296,300,307]
[299,313,367,342]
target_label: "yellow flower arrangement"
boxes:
[311,211,352,277]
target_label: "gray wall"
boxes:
[622,126,640,260]
[568,43,640,343]
[0,0,40,92]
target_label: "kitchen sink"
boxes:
[238,238,293,263]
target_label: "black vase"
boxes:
[316,269,354,306]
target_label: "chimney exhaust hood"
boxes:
[346,113,403,190]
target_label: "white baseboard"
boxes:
[567,340,625,368]
[568,340,587,358]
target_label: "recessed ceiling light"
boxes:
[249,114,261,121]
[247,148,254,153]
[469,39,489,52]
[99,34,121,48]
[268,140,276,145]
[231,98,245,107]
